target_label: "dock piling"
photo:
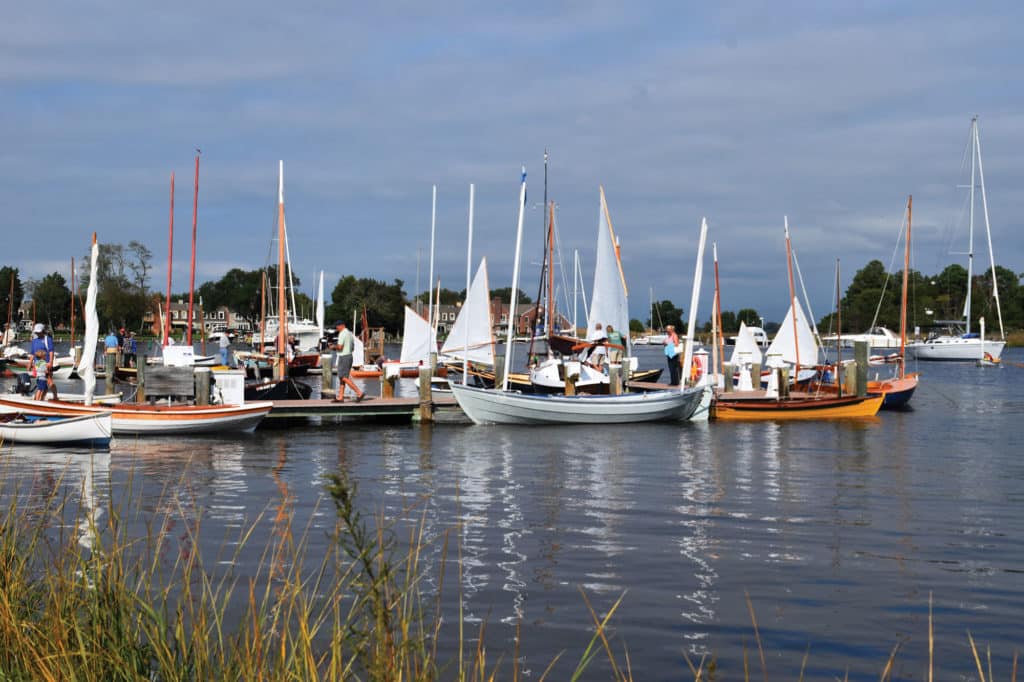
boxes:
[104,353,115,395]
[854,341,868,397]
[418,366,433,423]
[320,353,333,395]
[194,367,211,406]
[137,354,146,402]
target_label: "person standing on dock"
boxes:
[664,325,681,385]
[30,323,57,400]
[218,331,231,366]
[333,321,365,402]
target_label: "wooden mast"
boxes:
[4,274,13,345]
[276,161,287,380]
[70,257,75,351]
[164,172,175,347]
[259,273,266,355]
[899,195,912,379]
[547,201,555,336]
[713,243,724,376]
[835,258,842,395]
[187,150,200,346]
[784,216,800,375]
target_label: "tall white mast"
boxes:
[965,118,976,335]
[464,183,475,384]
[428,185,437,327]
[502,168,528,392]
[974,118,1004,340]
[572,248,579,334]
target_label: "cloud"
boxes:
[2,1,1022,324]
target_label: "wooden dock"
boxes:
[266,395,467,423]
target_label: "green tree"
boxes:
[735,308,761,328]
[413,287,464,306]
[29,273,71,329]
[647,299,684,331]
[489,288,532,304]
[196,268,265,327]
[629,318,645,334]
[327,276,407,334]
[0,266,24,325]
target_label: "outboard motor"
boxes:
[14,372,33,395]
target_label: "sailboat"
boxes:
[906,117,1006,362]
[450,178,703,425]
[440,258,495,375]
[0,234,273,434]
[711,219,884,421]
[865,196,920,407]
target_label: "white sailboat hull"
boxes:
[905,338,1005,361]
[0,412,112,446]
[449,382,703,425]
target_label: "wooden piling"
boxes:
[722,363,733,392]
[418,365,433,423]
[194,367,211,406]
[564,360,579,396]
[609,364,622,395]
[751,362,761,390]
[494,355,505,388]
[104,353,115,395]
[779,367,790,398]
[854,341,868,398]
[320,353,334,396]
[136,354,146,402]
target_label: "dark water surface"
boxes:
[2,346,1022,680]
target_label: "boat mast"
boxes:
[713,243,724,376]
[187,149,200,346]
[899,195,912,379]
[164,172,175,347]
[547,201,555,337]
[573,249,579,334]
[784,216,801,375]
[259,273,266,355]
[974,119,1005,340]
[464,183,475,384]
[428,185,436,329]
[835,258,842,394]
[965,118,976,335]
[276,161,287,380]
[682,218,707,389]
[70,257,75,351]
[502,167,528,392]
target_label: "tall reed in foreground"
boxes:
[0,456,1017,680]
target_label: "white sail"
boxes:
[352,335,365,367]
[77,238,100,405]
[587,188,629,345]
[315,270,324,340]
[764,297,819,368]
[729,321,764,366]
[441,258,494,365]
[399,305,437,364]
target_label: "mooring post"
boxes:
[382,363,398,399]
[320,353,334,397]
[564,360,580,396]
[136,354,146,402]
[494,354,505,388]
[722,363,733,393]
[855,341,869,398]
[779,367,790,398]
[609,363,622,395]
[418,365,433,422]
[104,352,115,395]
[194,367,211,406]
[751,362,761,391]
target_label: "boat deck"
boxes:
[266,395,463,422]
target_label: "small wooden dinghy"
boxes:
[0,412,112,447]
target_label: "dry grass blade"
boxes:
[879,640,901,681]
[968,631,986,682]
[744,591,768,682]
[573,588,627,682]
[929,592,934,682]
[798,644,810,681]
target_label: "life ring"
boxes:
[690,353,706,382]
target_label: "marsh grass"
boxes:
[0,456,1018,681]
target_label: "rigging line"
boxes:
[791,249,822,351]
[869,207,909,331]
[551,209,574,325]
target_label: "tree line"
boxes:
[5,243,1020,338]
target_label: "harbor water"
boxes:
[1,344,1022,680]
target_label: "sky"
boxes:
[4,1,1023,325]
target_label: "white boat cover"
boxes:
[729,321,764,366]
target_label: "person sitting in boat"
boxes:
[606,324,624,363]
[584,323,608,369]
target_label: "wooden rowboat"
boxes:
[0,412,112,447]
[710,391,884,421]
[0,396,272,436]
